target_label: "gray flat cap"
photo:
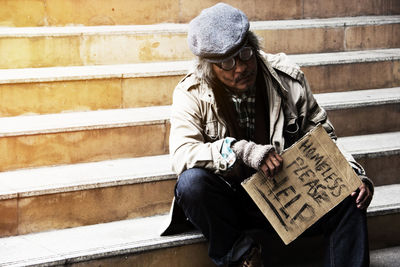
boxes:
[188,3,249,62]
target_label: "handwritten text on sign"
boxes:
[242,125,361,244]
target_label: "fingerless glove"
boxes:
[232,140,274,170]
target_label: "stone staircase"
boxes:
[0,1,399,266]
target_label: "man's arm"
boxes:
[169,85,228,175]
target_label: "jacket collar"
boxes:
[259,53,288,100]
[260,51,304,81]
[195,51,302,104]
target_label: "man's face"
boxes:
[212,50,258,93]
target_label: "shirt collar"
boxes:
[224,85,256,101]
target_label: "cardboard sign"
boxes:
[241,125,362,245]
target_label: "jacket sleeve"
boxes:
[267,51,336,141]
[297,76,374,193]
[296,76,336,140]
[169,85,229,175]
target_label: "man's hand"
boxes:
[231,140,275,172]
[259,151,283,178]
[351,182,373,210]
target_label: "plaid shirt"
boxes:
[220,86,256,169]
[226,86,256,140]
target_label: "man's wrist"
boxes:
[220,137,237,169]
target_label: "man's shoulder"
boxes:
[176,73,201,92]
[260,51,304,82]
[174,72,215,102]
[173,72,214,105]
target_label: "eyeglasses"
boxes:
[215,47,254,71]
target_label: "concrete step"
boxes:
[0,184,398,267]
[0,62,187,117]
[315,87,400,137]
[0,87,398,171]
[339,131,400,186]
[0,155,176,237]
[370,246,400,267]
[2,0,399,27]
[0,215,211,267]
[0,132,398,237]
[1,16,399,68]
[0,106,170,171]
[268,246,400,267]
[0,49,399,117]
[368,185,400,252]
[289,49,400,94]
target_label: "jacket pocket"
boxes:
[284,118,300,148]
[204,120,219,141]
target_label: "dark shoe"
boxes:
[228,245,263,267]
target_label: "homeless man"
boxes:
[163,3,374,267]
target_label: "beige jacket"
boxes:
[169,51,339,175]
[162,51,367,235]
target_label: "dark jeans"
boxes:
[175,168,369,266]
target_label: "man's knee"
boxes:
[328,196,367,229]
[341,196,365,216]
[175,168,213,204]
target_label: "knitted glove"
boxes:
[232,140,274,170]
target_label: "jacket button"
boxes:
[219,163,226,170]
